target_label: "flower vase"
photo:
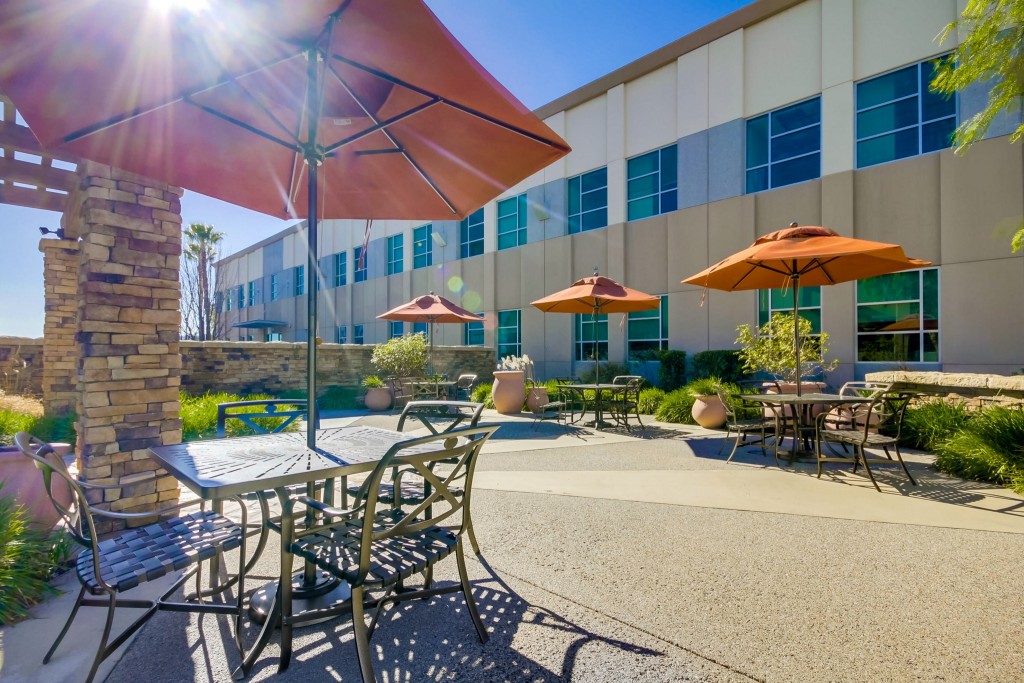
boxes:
[492,370,526,414]
[691,395,727,428]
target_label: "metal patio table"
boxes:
[147,425,432,674]
[563,383,628,429]
[739,392,872,459]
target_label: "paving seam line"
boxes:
[476,558,766,683]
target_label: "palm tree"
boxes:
[183,223,223,341]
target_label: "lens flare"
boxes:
[447,276,464,293]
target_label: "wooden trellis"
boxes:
[0,94,79,213]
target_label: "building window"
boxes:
[333,252,346,287]
[269,274,279,302]
[575,313,608,361]
[237,285,245,309]
[856,268,939,363]
[460,208,484,259]
[267,332,283,342]
[568,167,608,234]
[353,246,367,282]
[354,324,364,345]
[387,234,403,275]
[759,287,822,334]
[389,321,404,339]
[413,224,433,269]
[413,322,428,337]
[497,194,527,250]
[247,281,257,307]
[294,265,304,296]
[336,326,347,344]
[224,290,231,312]
[626,144,677,221]
[856,57,956,169]
[496,309,521,359]
[464,320,484,346]
[746,96,821,192]
[627,295,668,357]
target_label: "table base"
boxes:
[249,569,351,626]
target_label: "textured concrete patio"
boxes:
[3,411,1022,682]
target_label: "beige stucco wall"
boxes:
[853,0,958,80]
[744,0,822,116]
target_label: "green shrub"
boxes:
[637,388,666,415]
[0,410,77,447]
[933,406,1024,493]
[180,391,300,441]
[656,350,687,391]
[578,362,632,384]
[361,375,386,389]
[317,385,361,410]
[471,382,495,409]
[370,334,428,378]
[654,388,697,424]
[0,489,66,625]
[690,350,745,384]
[900,399,973,450]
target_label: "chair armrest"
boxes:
[291,495,361,519]
[87,495,246,520]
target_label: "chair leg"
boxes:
[84,591,118,683]
[889,445,918,486]
[351,585,379,683]
[43,584,85,664]
[725,432,741,462]
[455,542,488,643]
[858,446,882,492]
[466,515,482,555]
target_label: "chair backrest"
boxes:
[838,381,892,399]
[611,375,643,385]
[737,379,781,395]
[716,388,739,423]
[340,425,498,587]
[843,391,913,440]
[554,376,580,385]
[455,374,477,390]
[215,399,319,438]
[397,400,485,435]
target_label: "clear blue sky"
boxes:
[0,0,750,338]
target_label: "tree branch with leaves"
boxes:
[181,223,224,341]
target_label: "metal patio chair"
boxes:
[14,432,247,683]
[608,376,644,430]
[275,426,499,681]
[717,386,782,463]
[454,373,478,400]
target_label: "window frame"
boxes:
[335,325,347,344]
[855,56,957,169]
[496,193,527,250]
[855,267,939,364]
[626,144,678,221]
[269,273,279,302]
[745,96,822,193]
[237,285,245,309]
[460,208,484,259]
[353,246,367,283]
[567,167,609,234]
[413,224,433,269]
[627,295,669,358]
[389,321,403,339]
[574,312,609,362]
[758,286,823,335]
[496,309,521,359]
[333,252,346,287]
[247,280,257,307]
[464,320,484,346]
[387,234,404,275]
[353,324,364,345]
[294,265,305,296]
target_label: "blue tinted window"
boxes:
[460,209,484,259]
[568,167,608,234]
[746,97,820,192]
[627,144,677,221]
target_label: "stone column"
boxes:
[73,161,184,531]
[39,235,80,415]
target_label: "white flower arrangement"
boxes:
[497,354,532,373]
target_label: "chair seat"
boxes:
[732,417,776,431]
[77,510,243,594]
[821,429,894,448]
[346,480,465,505]
[289,509,459,588]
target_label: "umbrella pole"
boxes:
[792,272,801,398]
[593,306,600,385]
[305,47,320,451]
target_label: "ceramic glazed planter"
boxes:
[691,395,727,429]
[0,442,73,529]
[363,387,393,411]
[492,370,526,414]
[526,386,549,413]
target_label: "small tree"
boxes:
[735,313,838,384]
[180,222,224,340]
[370,333,428,378]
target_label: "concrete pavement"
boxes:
[3,410,1022,682]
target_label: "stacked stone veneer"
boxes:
[73,162,183,530]
[180,342,495,395]
[0,336,44,398]
[38,237,80,412]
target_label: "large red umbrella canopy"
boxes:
[682,224,930,394]
[0,0,570,220]
[0,0,570,449]
[532,271,660,383]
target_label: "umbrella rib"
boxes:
[321,99,442,154]
[183,98,303,153]
[323,61,459,215]
[330,54,570,151]
[60,53,303,146]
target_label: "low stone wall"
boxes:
[179,341,495,396]
[865,371,1024,404]
[0,337,44,397]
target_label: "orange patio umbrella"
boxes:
[682,223,930,395]
[0,0,569,448]
[532,270,660,383]
[377,292,483,373]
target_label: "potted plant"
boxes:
[688,376,727,429]
[492,354,531,414]
[370,333,429,379]
[361,375,392,411]
[735,313,838,392]
[525,378,549,413]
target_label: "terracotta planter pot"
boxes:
[0,443,74,529]
[492,370,526,414]
[363,387,392,411]
[691,395,727,429]
[526,387,549,413]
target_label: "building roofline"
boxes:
[215,220,307,267]
[534,0,804,120]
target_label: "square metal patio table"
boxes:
[738,392,873,459]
